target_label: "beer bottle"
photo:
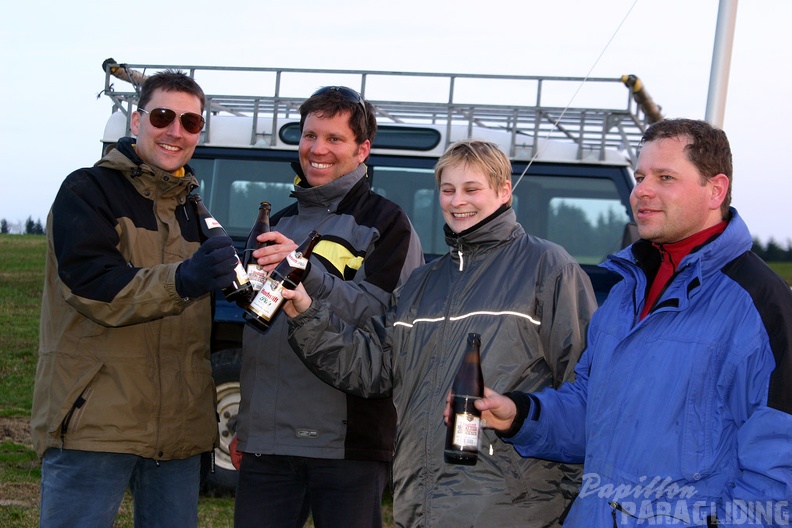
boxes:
[244,230,321,331]
[243,202,272,293]
[187,193,253,303]
[444,333,484,465]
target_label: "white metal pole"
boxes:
[705,0,739,127]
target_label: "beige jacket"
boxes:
[31,138,217,460]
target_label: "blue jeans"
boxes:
[39,448,201,528]
[234,454,390,528]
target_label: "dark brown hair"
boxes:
[137,69,206,113]
[641,118,732,215]
[299,89,376,145]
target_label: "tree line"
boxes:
[1,217,44,235]
[752,237,792,262]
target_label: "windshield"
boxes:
[188,155,632,264]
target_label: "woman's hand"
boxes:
[282,283,313,317]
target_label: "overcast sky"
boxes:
[1,0,789,243]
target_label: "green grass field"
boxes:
[0,235,43,418]
[1,233,789,526]
[770,261,792,286]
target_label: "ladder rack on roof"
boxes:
[101,60,662,165]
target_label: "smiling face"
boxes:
[439,162,512,233]
[298,110,370,187]
[131,89,202,174]
[631,137,728,243]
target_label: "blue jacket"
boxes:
[506,209,792,527]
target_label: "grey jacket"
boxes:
[238,164,424,461]
[289,208,597,527]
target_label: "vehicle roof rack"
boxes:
[101,59,662,165]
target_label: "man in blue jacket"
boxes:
[475,118,792,527]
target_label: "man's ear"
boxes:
[710,173,729,209]
[131,110,141,137]
[357,140,371,163]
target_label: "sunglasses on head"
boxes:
[311,86,368,123]
[138,107,205,135]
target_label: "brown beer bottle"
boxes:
[244,230,321,331]
[187,193,253,303]
[242,201,272,294]
[444,333,484,465]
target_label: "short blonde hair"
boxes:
[434,140,513,206]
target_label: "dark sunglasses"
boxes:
[138,107,205,134]
[311,86,368,123]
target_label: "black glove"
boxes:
[176,236,238,299]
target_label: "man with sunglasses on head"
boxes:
[233,86,423,528]
[32,70,237,527]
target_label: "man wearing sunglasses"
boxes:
[32,70,236,527]
[233,87,424,527]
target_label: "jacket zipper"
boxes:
[60,395,86,448]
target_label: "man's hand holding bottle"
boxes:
[176,236,238,299]
[473,388,519,432]
[250,231,298,271]
[442,387,520,434]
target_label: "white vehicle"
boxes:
[100,59,662,494]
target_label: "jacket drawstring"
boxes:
[457,249,464,271]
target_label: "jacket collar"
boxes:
[290,162,369,211]
[604,208,753,308]
[444,206,523,256]
[97,137,198,199]
[623,208,748,273]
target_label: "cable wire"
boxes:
[513,0,641,189]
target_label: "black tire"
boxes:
[201,347,242,497]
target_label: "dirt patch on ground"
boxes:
[0,416,38,510]
[0,481,38,507]
[1,416,32,447]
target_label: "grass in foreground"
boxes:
[0,235,45,417]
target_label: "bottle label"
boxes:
[248,276,285,319]
[246,264,268,291]
[233,256,250,285]
[452,412,480,448]
[203,217,223,230]
[286,251,308,270]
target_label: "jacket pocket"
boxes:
[47,359,103,439]
[680,341,726,480]
[59,387,94,440]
